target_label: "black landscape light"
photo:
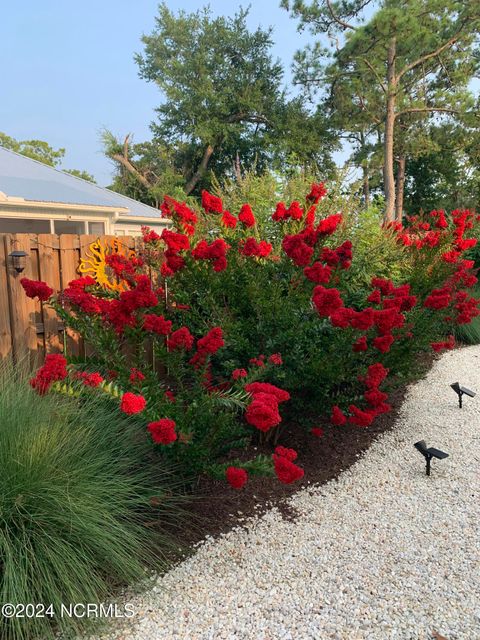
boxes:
[8,250,28,273]
[450,382,476,408]
[414,440,449,476]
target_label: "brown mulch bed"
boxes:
[176,352,436,550]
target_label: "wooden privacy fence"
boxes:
[0,234,144,364]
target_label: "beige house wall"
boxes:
[0,195,170,236]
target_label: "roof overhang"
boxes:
[114,215,171,224]
[0,193,129,215]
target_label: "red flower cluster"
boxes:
[431,335,455,352]
[226,466,248,489]
[142,227,161,243]
[239,237,273,258]
[348,405,375,427]
[269,353,283,365]
[272,201,304,221]
[120,392,146,415]
[244,382,290,432]
[316,213,343,237]
[331,405,347,425]
[165,390,176,403]
[306,182,327,204]
[282,233,314,266]
[189,327,224,367]
[452,209,475,248]
[320,240,352,269]
[232,368,247,380]
[221,210,237,229]
[119,275,158,313]
[168,326,194,351]
[148,418,177,444]
[312,286,344,317]
[453,293,480,324]
[129,368,145,384]
[373,334,394,353]
[30,354,68,394]
[272,446,304,484]
[349,308,374,330]
[78,371,104,387]
[201,190,223,214]
[424,287,451,310]
[20,277,53,302]
[161,229,190,253]
[105,253,139,279]
[191,238,229,272]
[369,279,417,314]
[346,362,390,427]
[365,362,389,388]
[160,196,198,236]
[305,205,317,226]
[249,354,266,367]
[353,335,368,352]
[143,314,172,335]
[304,261,332,284]
[238,204,256,228]
[160,228,190,277]
[430,209,448,230]
[61,276,103,315]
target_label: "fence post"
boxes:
[4,234,38,364]
[0,236,13,359]
[37,234,62,354]
[59,234,81,357]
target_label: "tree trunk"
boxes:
[383,38,397,223]
[184,144,215,195]
[362,164,370,208]
[395,155,406,222]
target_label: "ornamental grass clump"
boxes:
[0,361,184,640]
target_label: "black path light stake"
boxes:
[414,441,449,476]
[450,382,476,408]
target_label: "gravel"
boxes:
[94,346,480,640]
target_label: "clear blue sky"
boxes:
[1,1,315,186]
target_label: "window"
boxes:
[54,220,86,235]
[88,222,105,235]
[0,218,51,233]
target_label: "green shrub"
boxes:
[0,361,183,640]
[20,181,480,491]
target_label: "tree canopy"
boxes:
[105,4,337,200]
[283,0,480,220]
[102,1,480,219]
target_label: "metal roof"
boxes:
[0,146,162,218]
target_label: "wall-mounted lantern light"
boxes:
[8,250,28,273]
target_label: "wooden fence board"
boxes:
[4,234,38,363]
[37,234,62,354]
[0,238,13,359]
[78,235,98,360]
[0,233,148,367]
[59,234,81,357]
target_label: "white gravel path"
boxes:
[99,346,480,640]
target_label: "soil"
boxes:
[174,351,436,551]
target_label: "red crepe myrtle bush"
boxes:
[22,268,298,488]
[22,177,480,483]
[138,180,480,435]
